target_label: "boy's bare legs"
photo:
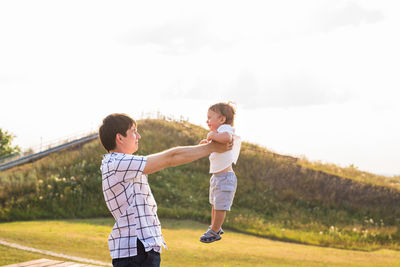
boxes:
[211,209,226,233]
[211,205,215,226]
[200,206,225,243]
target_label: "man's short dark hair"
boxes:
[99,113,136,151]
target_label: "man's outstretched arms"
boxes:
[143,141,232,175]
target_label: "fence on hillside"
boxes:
[0,132,98,171]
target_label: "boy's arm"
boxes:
[142,141,231,175]
[207,131,232,144]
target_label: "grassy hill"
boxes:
[0,119,399,250]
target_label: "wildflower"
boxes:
[362,229,369,237]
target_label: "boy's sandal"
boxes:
[208,225,224,235]
[200,229,222,243]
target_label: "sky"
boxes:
[0,0,399,176]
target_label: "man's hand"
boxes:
[199,139,209,145]
[209,140,233,153]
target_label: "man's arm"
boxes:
[207,131,232,143]
[142,141,231,175]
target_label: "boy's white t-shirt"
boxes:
[209,124,241,173]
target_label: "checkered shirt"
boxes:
[101,152,166,259]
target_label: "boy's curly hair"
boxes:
[209,101,236,126]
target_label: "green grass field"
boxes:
[0,218,399,267]
[0,245,71,266]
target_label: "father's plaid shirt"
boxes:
[101,152,166,259]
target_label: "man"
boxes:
[99,113,232,267]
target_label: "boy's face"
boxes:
[207,110,225,131]
[116,125,141,154]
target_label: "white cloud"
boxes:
[316,1,384,33]
[122,20,225,55]
[0,75,26,84]
[128,0,391,110]
[229,71,353,108]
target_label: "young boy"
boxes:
[99,113,232,267]
[199,102,241,243]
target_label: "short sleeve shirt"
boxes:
[209,124,241,173]
[101,152,166,259]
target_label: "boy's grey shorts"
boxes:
[209,172,237,211]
